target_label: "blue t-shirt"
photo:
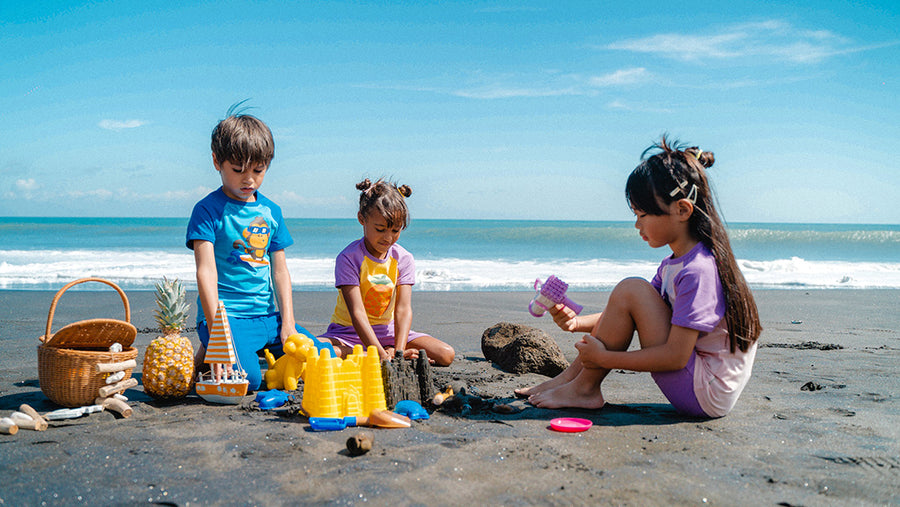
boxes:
[186,188,293,322]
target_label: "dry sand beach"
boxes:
[1,289,898,506]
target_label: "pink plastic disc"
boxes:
[550,417,592,432]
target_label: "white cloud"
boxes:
[66,188,114,199]
[605,100,672,113]
[98,119,146,131]
[589,68,649,87]
[271,190,349,207]
[452,86,580,99]
[606,20,856,63]
[448,67,649,99]
[159,186,214,201]
[15,178,38,191]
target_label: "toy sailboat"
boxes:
[195,301,249,404]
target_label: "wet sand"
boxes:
[0,289,898,505]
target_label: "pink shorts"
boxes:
[650,351,709,418]
[318,321,429,349]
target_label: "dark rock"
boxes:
[346,432,373,456]
[801,381,824,391]
[481,322,569,376]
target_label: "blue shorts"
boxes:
[650,351,709,418]
[198,313,315,391]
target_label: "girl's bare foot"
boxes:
[514,376,565,398]
[514,361,582,398]
[527,379,606,410]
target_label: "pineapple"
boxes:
[142,277,195,399]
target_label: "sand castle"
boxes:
[264,335,387,418]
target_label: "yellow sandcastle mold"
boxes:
[300,343,387,418]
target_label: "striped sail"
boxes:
[204,301,238,365]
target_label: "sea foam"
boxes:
[2,249,898,290]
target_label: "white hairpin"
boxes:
[669,180,698,204]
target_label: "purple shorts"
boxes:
[651,351,709,418]
[318,321,429,349]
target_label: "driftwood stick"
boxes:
[0,417,17,435]
[95,359,137,374]
[18,404,48,431]
[95,397,133,418]
[10,412,42,431]
[104,371,126,384]
[97,377,137,398]
[44,405,103,420]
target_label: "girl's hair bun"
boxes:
[397,184,412,198]
[687,147,715,169]
[356,178,373,192]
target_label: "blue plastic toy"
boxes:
[309,416,358,431]
[394,400,429,420]
[255,389,291,410]
[308,410,411,431]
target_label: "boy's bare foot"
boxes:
[527,380,606,410]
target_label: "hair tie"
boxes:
[693,149,703,160]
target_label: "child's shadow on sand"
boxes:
[460,400,705,427]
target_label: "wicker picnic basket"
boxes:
[38,278,138,407]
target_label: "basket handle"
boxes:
[43,277,132,342]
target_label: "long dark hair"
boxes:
[626,136,761,352]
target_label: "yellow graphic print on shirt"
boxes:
[332,254,399,327]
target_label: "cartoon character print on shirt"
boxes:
[363,273,394,317]
[230,216,271,267]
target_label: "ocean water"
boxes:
[1,217,899,291]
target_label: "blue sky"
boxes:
[2,1,898,223]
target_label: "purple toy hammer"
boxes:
[529,275,583,317]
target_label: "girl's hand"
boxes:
[548,304,579,332]
[383,347,432,363]
[403,348,428,361]
[573,335,608,369]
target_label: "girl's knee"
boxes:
[611,277,658,304]
[613,277,654,294]
[428,343,455,366]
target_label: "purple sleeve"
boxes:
[670,264,724,333]
[395,245,416,285]
[651,266,662,292]
[334,245,362,287]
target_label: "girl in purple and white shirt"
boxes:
[518,137,762,418]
